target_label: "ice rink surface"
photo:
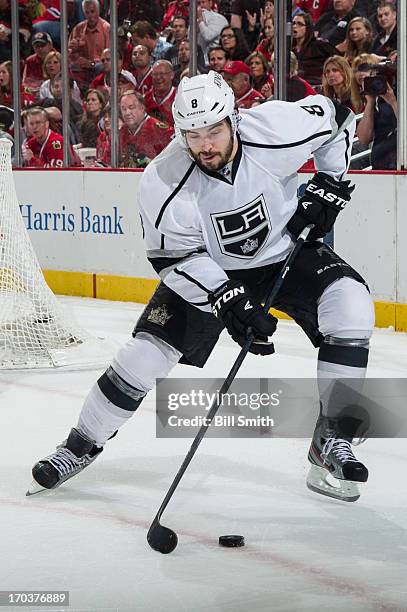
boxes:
[1,296,407,612]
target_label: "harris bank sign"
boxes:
[19,204,124,235]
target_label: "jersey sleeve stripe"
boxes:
[240,130,332,150]
[154,162,196,229]
[173,267,212,293]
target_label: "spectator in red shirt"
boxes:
[22,107,64,168]
[222,60,264,108]
[294,0,332,24]
[162,0,189,29]
[30,0,71,48]
[255,16,274,62]
[246,51,273,97]
[130,44,153,95]
[144,60,177,126]
[68,0,110,93]
[95,106,112,165]
[118,90,174,167]
[22,32,54,98]
[117,25,133,70]
[208,45,229,73]
[0,60,35,107]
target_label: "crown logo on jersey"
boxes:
[147,304,172,326]
[240,238,258,254]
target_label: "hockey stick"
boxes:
[147,224,314,554]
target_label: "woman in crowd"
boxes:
[246,51,273,98]
[291,11,335,88]
[322,55,363,113]
[39,51,82,103]
[78,88,107,148]
[0,60,34,106]
[342,17,373,64]
[255,17,274,62]
[260,0,274,29]
[96,106,112,166]
[220,26,250,61]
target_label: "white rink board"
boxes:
[13,169,407,303]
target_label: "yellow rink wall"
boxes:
[14,168,407,332]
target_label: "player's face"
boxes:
[348,20,368,42]
[208,50,227,72]
[185,120,235,172]
[132,45,150,68]
[378,7,396,31]
[249,57,265,77]
[120,95,145,129]
[324,63,344,87]
[45,55,61,78]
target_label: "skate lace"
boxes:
[48,447,89,477]
[321,438,358,464]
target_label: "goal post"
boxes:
[0,138,114,369]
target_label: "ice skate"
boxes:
[306,416,368,502]
[26,428,103,496]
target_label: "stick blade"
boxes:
[147,521,178,554]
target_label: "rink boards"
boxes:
[13,168,407,332]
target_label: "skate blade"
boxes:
[26,480,49,496]
[306,465,361,502]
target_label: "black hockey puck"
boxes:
[219,535,245,548]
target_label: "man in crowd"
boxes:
[197,0,229,62]
[222,60,264,108]
[144,60,177,126]
[130,21,172,62]
[208,45,229,73]
[68,0,110,93]
[372,1,397,56]
[118,90,174,167]
[174,40,191,85]
[22,33,54,98]
[21,107,64,168]
[131,44,153,95]
[89,48,137,98]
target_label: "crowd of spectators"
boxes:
[1,0,399,169]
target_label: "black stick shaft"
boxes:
[151,225,313,525]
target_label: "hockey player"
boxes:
[29,72,375,502]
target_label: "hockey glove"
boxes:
[287,172,355,240]
[209,280,277,356]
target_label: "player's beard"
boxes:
[189,134,235,173]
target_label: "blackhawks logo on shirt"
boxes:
[52,140,62,149]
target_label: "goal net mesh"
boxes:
[0,139,112,369]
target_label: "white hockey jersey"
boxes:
[137,95,356,311]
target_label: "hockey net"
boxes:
[0,139,114,369]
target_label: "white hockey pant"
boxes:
[317,277,375,420]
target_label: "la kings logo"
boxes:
[211,195,271,259]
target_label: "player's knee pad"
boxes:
[97,366,146,412]
[112,331,182,393]
[318,277,375,340]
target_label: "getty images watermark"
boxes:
[156,378,407,439]
[166,387,279,429]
